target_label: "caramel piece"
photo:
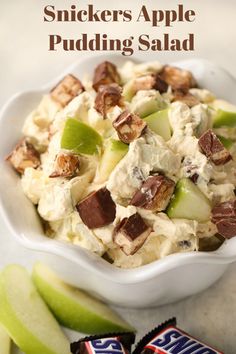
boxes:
[198,129,232,165]
[93,61,120,92]
[6,138,40,174]
[49,152,80,178]
[76,187,116,229]
[113,110,147,144]
[51,74,84,107]
[113,213,151,255]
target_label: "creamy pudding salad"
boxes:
[7,60,236,268]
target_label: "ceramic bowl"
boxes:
[1,54,236,308]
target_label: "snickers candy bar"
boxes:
[130,175,175,212]
[95,84,123,118]
[71,332,135,354]
[133,318,223,354]
[76,187,116,229]
[93,61,121,92]
[133,74,168,94]
[49,152,80,178]
[113,213,152,255]
[172,89,200,107]
[6,138,40,174]
[159,65,197,90]
[212,200,236,238]
[198,129,232,165]
[113,110,147,144]
[51,74,84,108]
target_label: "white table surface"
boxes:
[1,1,236,353]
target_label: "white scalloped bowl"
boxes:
[1,54,236,308]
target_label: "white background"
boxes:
[0,1,236,352]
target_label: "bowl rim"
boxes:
[1,53,236,284]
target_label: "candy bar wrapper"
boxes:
[71,332,136,354]
[133,318,223,354]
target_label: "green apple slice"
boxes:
[167,178,211,222]
[123,80,136,102]
[0,325,11,354]
[0,265,70,354]
[213,109,236,128]
[32,262,135,335]
[97,139,128,182]
[143,109,171,141]
[61,118,103,155]
[217,135,234,149]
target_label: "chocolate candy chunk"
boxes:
[6,138,40,174]
[159,65,197,90]
[130,175,175,212]
[133,318,223,354]
[198,129,232,165]
[212,200,236,238]
[93,61,121,92]
[49,152,80,178]
[94,84,123,118]
[172,89,200,107]
[51,74,84,107]
[113,213,151,255]
[212,200,236,223]
[71,333,135,354]
[76,187,116,229]
[134,73,168,94]
[113,110,147,144]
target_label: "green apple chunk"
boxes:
[0,325,11,354]
[61,118,103,155]
[32,262,135,335]
[213,109,236,128]
[167,178,211,222]
[98,139,128,182]
[143,109,171,141]
[0,265,70,354]
[123,80,136,102]
[217,135,234,149]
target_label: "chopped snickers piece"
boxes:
[189,173,199,184]
[159,65,197,90]
[212,200,236,239]
[113,213,151,255]
[133,73,168,94]
[130,175,175,212]
[214,219,236,239]
[198,129,232,165]
[6,138,40,174]
[172,89,200,107]
[94,84,123,118]
[212,200,236,223]
[49,152,80,178]
[113,110,147,144]
[51,74,84,107]
[76,187,116,229]
[93,61,120,92]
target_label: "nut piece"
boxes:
[113,213,152,255]
[113,110,147,144]
[51,74,84,107]
[76,187,116,229]
[212,200,236,239]
[159,65,197,90]
[198,129,232,165]
[6,138,40,174]
[94,84,123,118]
[49,152,80,178]
[172,89,200,107]
[130,175,175,211]
[133,73,168,94]
[93,61,121,92]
